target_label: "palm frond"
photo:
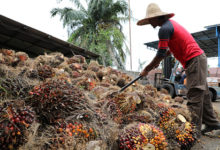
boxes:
[51,7,86,28]
[69,0,86,11]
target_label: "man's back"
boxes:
[159,20,204,68]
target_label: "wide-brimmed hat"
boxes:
[137,3,174,26]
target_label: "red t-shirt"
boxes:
[158,19,204,68]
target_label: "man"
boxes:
[137,3,220,137]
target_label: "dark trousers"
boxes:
[185,53,219,132]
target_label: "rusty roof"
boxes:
[0,15,99,59]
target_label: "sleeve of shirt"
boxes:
[158,23,173,50]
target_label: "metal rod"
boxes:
[216,26,220,67]
[119,76,142,92]
[128,0,132,70]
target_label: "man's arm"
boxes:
[140,20,173,76]
[140,50,170,76]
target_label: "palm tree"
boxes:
[51,0,129,69]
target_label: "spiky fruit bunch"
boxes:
[71,71,82,78]
[69,63,82,71]
[76,77,96,91]
[0,49,15,65]
[175,122,196,149]
[67,57,80,64]
[94,108,108,123]
[15,52,28,62]
[0,104,35,150]
[0,49,14,56]
[29,79,88,124]
[117,78,126,87]
[113,93,137,114]
[119,125,145,150]
[139,124,168,150]
[0,76,33,100]
[37,65,55,80]
[156,103,196,148]
[67,55,85,64]
[45,121,96,149]
[156,103,175,117]
[87,61,100,72]
[27,69,39,79]
[56,121,96,140]
[119,123,168,150]
[122,110,152,124]
[157,104,177,137]
[157,103,180,139]
[74,55,86,63]
[103,98,123,123]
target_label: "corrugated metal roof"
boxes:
[0,15,99,59]
[144,24,220,58]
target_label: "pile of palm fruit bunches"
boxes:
[0,49,198,150]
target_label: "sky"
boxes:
[0,0,220,71]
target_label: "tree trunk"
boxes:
[101,54,106,67]
[106,40,121,69]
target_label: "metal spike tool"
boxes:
[109,75,142,98]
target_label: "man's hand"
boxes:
[140,69,149,77]
[140,54,163,77]
[140,63,159,77]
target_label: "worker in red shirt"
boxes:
[137,3,220,137]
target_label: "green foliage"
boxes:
[51,0,130,69]
[88,27,125,67]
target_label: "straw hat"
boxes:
[137,3,174,26]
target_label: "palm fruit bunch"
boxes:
[46,52,65,68]
[112,93,139,115]
[87,61,100,72]
[94,108,108,123]
[69,63,83,72]
[119,124,145,150]
[75,70,98,91]
[44,121,97,149]
[103,98,123,123]
[15,52,28,62]
[0,50,29,67]
[0,103,35,150]
[175,122,196,149]
[0,49,15,65]
[67,55,87,73]
[0,64,9,78]
[156,103,196,149]
[76,77,97,91]
[71,71,82,78]
[56,121,96,140]
[29,78,88,124]
[119,123,168,150]
[139,123,168,150]
[156,103,177,138]
[122,110,152,124]
[0,76,33,100]
[33,53,64,68]
[117,78,126,88]
[13,52,29,67]
[37,64,55,80]
[67,55,86,64]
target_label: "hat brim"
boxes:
[137,13,175,26]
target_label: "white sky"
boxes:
[0,0,220,71]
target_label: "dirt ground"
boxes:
[191,99,220,150]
